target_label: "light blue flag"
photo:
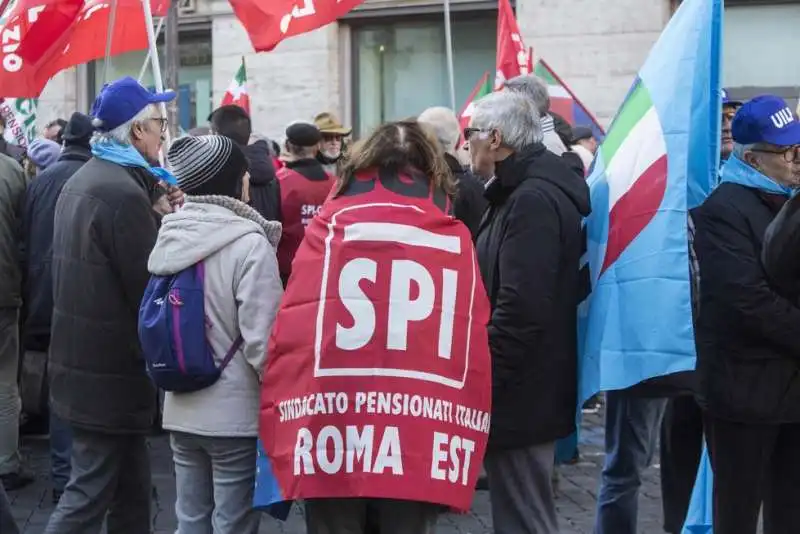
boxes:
[682,443,714,534]
[578,0,723,406]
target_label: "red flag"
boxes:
[0,0,169,98]
[229,0,365,52]
[494,0,531,90]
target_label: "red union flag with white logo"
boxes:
[230,0,365,52]
[257,169,491,511]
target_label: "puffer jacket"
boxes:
[148,196,283,437]
[50,157,163,434]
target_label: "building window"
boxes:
[90,32,212,132]
[352,14,495,138]
[723,2,800,108]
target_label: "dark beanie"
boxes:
[167,135,248,198]
[62,112,94,149]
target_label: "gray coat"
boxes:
[0,153,25,308]
[49,157,161,434]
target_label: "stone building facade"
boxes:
[32,0,800,140]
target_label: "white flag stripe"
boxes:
[605,106,667,209]
[547,85,571,99]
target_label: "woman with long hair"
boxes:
[332,119,455,199]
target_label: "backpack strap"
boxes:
[219,335,244,371]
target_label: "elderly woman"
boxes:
[694,95,800,534]
[468,90,589,534]
[45,77,179,534]
[417,106,487,238]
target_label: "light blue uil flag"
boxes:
[682,444,714,534]
[578,0,723,406]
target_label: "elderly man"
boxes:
[0,130,29,492]
[693,95,800,534]
[504,74,567,156]
[468,91,590,534]
[417,106,487,238]
[314,112,350,174]
[44,77,179,534]
[657,90,743,534]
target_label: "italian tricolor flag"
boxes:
[597,78,667,275]
[458,72,493,143]
[221,57,250,114]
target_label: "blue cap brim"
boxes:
[148,90,177,103]
[766,121,800,147]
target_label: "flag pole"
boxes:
[103,0,119,82]
[141,0,172,151]
[443,0,456,110]
[138,17,165,83]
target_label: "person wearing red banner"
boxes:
[467,91,590,534]
[275,121,335,285]
[256,120,492,532]
[45,77,180,534]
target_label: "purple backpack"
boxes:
[138,262,243,393]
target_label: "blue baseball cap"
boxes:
[90,77,175,133]
[721,89,741,107]
[732,95,800,147]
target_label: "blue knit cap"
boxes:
[28,138,61,170]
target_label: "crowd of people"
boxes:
[0,70,798,534]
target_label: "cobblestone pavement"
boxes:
[9,410,667,534]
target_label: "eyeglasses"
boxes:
[463,127,490,141]
[752,145,800,163]
[148,117,168,134]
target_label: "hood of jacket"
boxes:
[493,143,591,217]
[244,140,277,187]
[148,195,282,275]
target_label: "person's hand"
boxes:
[165,184,185,209]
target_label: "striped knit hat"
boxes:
[167,135,248,197]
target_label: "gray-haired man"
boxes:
[468,91,590,534]
[45,77,180,534]
[504,74,568,156]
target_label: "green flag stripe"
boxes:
[534,62,558,86]
[236,63,247,85]
[600,81,653,164]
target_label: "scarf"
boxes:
[719,154,793,196]
[91,139,177,186]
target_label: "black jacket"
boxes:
[245,140,280,221]
[22,145,91,350]
[693,183,800,424]
[50,157,161,434]
[445,153,487,240]
[476,144,591,450]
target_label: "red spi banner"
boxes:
[257,168,492,512]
